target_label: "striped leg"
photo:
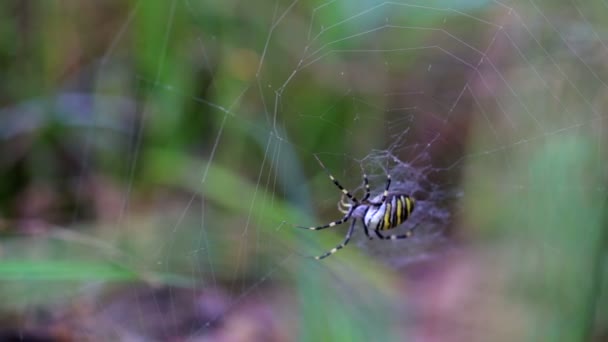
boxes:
[315,219,357,260]
[314,155,359,204]
[295,208,354,231]
[337,193,351,214]
[361,173,371,202]
[362,221,373,240]
[369,174,391,205]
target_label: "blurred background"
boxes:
[0,0,607,341]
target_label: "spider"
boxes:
[296,156,417,260]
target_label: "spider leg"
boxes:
[361,173,371,202]
[374,222,420,240]
[294,207,354,231]
[379,173,391,203]
[369,173,391,205]
[314,155,359,204]
[368,173,391,205]
[362,220,373,240]
[337,193,352,214]
[315,218,357,260]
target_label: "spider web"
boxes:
[5,0,608,340]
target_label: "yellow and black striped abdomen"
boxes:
[364,195,415,231]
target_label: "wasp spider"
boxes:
[296,156,417,260]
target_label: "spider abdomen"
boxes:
[363,194,415,231]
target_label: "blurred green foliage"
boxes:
[0,0,607,340]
